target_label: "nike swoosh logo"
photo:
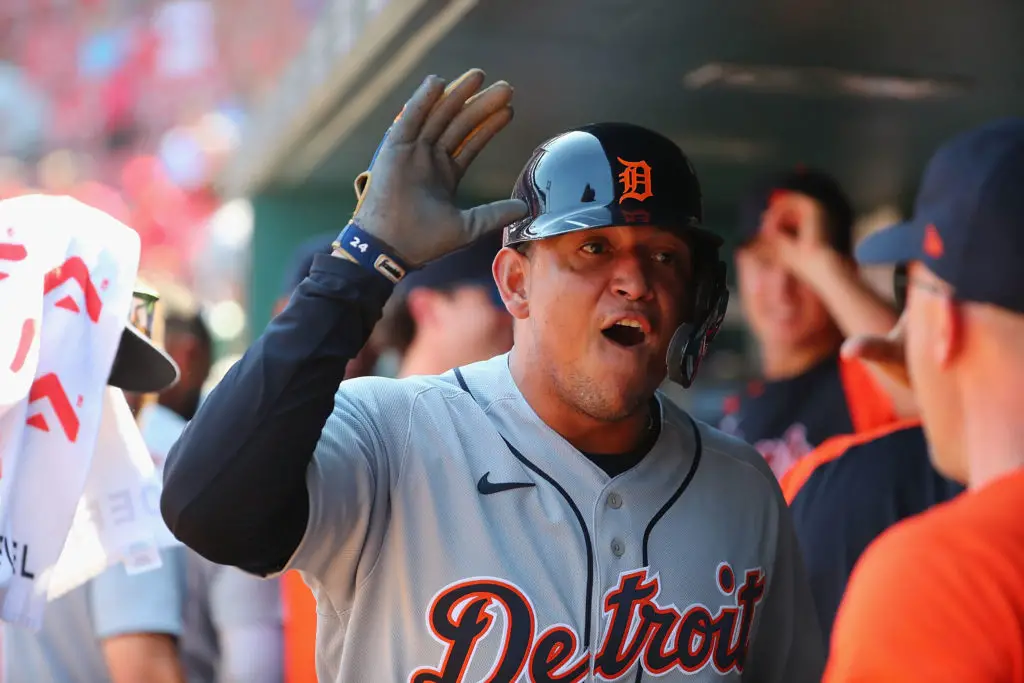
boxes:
[477,472,536,495]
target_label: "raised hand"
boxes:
[341,69,528,267]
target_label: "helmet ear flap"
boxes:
[667,258,729,388]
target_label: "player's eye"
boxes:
[580,241,608,255]
[653,251,676,264]
[652,246,694,279]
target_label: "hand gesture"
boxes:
[841,312,910,389]
[345,69,528,266]
[758,191,840,281]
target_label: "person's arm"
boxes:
[91,548,187,683]
[760,192,898,339]
[161,69,527,578]
[210,566,285,683]
[760,194,913,417]
[797,248,898,339]
[102,635,185,683]
[160,254,392,575]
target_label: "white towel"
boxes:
[0,194,146,630]
[47,386,183,602]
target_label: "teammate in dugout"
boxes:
[778,265,963,647]
[822,117,1024,682]
[718,170,909,480]
[161,69,824,682]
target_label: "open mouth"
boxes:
[601,320,647,348]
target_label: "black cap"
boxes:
[108,285,180,393]
[736,167,854,255]
[856,118,1024,315]
[504,122,720,249]
[396,231,504,308]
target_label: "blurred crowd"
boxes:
[0,0,314,281]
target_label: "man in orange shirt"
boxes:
[824,117,1024,682]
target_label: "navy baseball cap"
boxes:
[737,167,854,255]
[280,232,337,297]
[856,118,1024,314]
[395,230,504,308]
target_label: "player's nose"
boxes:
[610,252,654,302]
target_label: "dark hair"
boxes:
[737,167,855,256]
[376,286,468,355]
[165,310,213,359]
[377,297,417,355]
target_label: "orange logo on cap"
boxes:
[617,158,653,203]
[923,224,944,259]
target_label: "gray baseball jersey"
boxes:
[276,353,823,682]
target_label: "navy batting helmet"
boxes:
[503,122,729,388]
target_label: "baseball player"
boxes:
[777,268,963,645]
[822,117,1024,681]
[718,169,904,479]
[162,69,824,682]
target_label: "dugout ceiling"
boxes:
[223,0,1024,234]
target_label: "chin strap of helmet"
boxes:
[666,255,729,388]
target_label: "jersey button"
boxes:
[610,539,625,557]
[607,492,623,509]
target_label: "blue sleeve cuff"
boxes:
[89,548,187,639]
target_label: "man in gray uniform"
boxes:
[162,69,823,682]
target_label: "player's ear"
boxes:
[910,264,961,368]
[405,288,442,327]
[933,296,962,368]
[493,246,529,320]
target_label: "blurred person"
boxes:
[719,168,905,479]
[162,70,823,682]
[823,118,1024,682]
[777,265,963,647]
[377,229,512,377]
[135,300,284,683]
[3,286,187,683]
[151,0,216,81]
[37,149,84,195]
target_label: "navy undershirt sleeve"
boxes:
[160,253,393,575]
